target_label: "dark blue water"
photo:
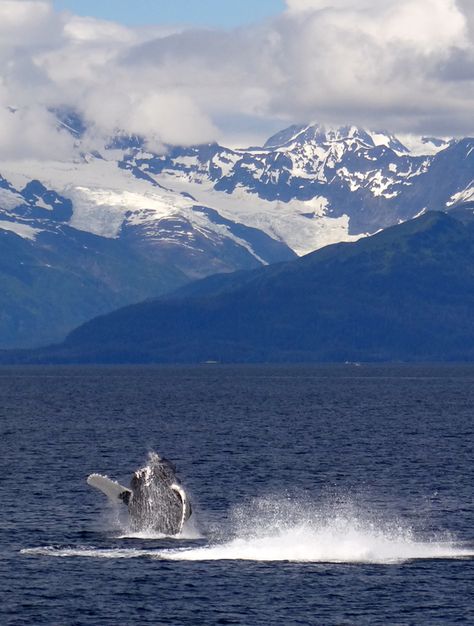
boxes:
[0,364,473,625]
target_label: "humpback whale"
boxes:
[87,451,192,535]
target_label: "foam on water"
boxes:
[20,528,472,564]
[116,523,202,541]
[20,498,474,565]
[161,521,472,564]
[114,512,203,540]
[21,546,158,559]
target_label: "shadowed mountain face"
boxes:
[0,225,190,349]
[10,210,474,364]
[0,175,295,348]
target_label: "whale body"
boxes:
[87,452,191,535]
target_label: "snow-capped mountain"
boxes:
[0,115,472,348]
[124,123,456,246]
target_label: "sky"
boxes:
[2,0,474,158]
[52,0,286,29]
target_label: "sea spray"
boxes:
[160,495,472,564]
[21,495,473,564]
[116,515,203,540]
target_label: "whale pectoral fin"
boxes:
[170,483,191,531]
[87,473,131,505]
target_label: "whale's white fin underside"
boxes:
[87,473,131,504]
[170,482,191,533]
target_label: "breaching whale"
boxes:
[87,451,192,535]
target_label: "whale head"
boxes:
[128,451,189,535]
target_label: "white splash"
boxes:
[20,498,474,565]
[161,498,474,564]
[116,517,202,540]
[161,519,471,564]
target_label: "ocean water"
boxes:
[0,364,473,625]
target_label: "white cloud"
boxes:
[286,0,362,11]
[63,15,135,44]
[270,0,471,133]
[0,105,75,160]
[1,0,474,157]
[82,90,218,150]
[0,0,60,48]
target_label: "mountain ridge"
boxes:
[6,210,474,364]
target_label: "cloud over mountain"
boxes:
[2,0,474,155]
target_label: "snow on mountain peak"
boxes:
[264,123,400,150]
[0,116,466,269]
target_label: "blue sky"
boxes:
[52,0,286,28]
